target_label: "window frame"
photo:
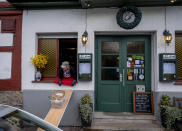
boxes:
[33,37,78,83]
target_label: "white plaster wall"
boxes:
[0,33,14,46]
[22,7,182,92]
[0,0,7,1]
[0,52,12,79]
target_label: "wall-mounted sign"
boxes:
[116,6,142,29]
[136,85,145,92]
[78,53,92,81]
[159,53,177,82]
[133,92,154,115]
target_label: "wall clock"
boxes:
[116,6,142,29]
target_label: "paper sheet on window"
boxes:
[79,63,91,74]
[163,63,175,74]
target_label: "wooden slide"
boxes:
[37,89,73,131]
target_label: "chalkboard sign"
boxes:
[133,92,154,115]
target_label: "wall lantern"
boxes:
[82,8,88,46]
[82,30,88,45]
[163,30,172,45]
[163,7,172,46]
[170,0,176,3]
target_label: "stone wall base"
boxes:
[0,91,22,108]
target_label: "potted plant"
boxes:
[79,94,93,127]
[175,117,182,131]
[159,95,182,130]
[159,95,171,128]
[30,54,48,81]
[163,106,182,130]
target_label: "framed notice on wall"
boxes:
[159,53,177,82]
[78,53,92,81]
[133,92,154,115]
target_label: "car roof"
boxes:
[0,104,62,131]
[0,105,17,118]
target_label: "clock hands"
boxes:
[124,13,135,21]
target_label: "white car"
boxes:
[0,104,62,131]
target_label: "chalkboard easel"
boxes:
[133,92,154,115]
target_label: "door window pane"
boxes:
[102,55,119,67]
[127,68,145,81]
[127,41,144,54]
[127,55,145,68]
[102,42,119,54]
[127,41,145,81]
[102,69,119,80]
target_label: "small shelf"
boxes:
[32,78,55,83]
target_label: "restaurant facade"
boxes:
[0,0,182,126]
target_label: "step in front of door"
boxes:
[94,112,156,120]
[84,112,164,131]
[84,123,164,131]
[84,122,164,131]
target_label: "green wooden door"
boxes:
[95,35,151,112]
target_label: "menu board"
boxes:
[78,53,92,81]
[133,92,154,115]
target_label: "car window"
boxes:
[0,105,61,131]
[1,114,45,131]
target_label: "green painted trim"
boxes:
[94,36,98,111]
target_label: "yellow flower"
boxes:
[30,54,48,69]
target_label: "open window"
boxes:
[37,38,77,82]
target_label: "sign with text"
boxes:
[133,92,154,115]
[78,53,92,81]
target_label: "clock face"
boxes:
[123,11,136,23]
[116,6,142,29]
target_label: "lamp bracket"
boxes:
[80,0,93,8]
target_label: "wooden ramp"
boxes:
[37,90,72,131]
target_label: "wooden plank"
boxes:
[37,90,72,131]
